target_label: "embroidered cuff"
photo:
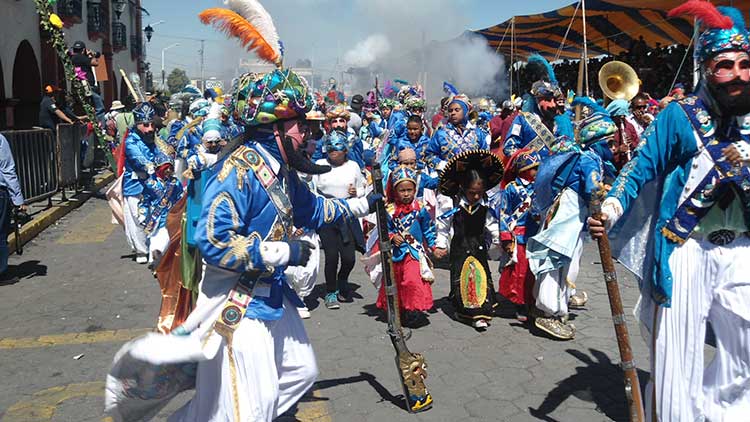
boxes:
[260,241,290,267]
[735,140,750,161]
[601,197,623,231]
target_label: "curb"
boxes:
[8,171,116,253]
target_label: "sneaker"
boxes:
[135,254,148,264]
[324,293,340,310]
[473,319,489,330]
[568,291,589,309]
[534,316,575,340]
[297,306,311,319]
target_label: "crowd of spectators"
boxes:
[513,40,694,99]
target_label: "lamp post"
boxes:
[143,20,164,42]
[161,43,180,91]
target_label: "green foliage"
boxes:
[34,0,106,149]
[167,69,190,95]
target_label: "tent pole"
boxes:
[510,16,515,97]
[576,51,584,124]
[581,0,589,96]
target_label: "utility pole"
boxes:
[199,40,205,91]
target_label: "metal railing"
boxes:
[56,123,86,190]
[2,129,59,204]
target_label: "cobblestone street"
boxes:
[0,197,649,421]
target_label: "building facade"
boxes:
[0,0,145,130]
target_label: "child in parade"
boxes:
[313,131,367,309]
[389,115,431,170]
[498,148,541,323]
[434,150,503,330]
[376,166,437,327]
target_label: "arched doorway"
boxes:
[12,40,41,129]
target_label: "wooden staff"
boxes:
[120,69,142,103]
[590,192,645,422]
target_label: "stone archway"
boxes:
[12,40,42,129]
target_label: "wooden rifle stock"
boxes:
[371,166,433,413]
[590,194,645,422]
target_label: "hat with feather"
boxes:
[668,0,750,64]
[200,0,312,127]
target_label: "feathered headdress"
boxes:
[199,0,282,66]
[526,53,557,84]
[668,0,748,63]
[571,96,608,116]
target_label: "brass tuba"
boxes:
[598,61,640,101]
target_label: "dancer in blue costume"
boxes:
[527,96,616,340]
[105,3,383,419]
[312,104,367,169]
[503,54,574,159]
[122,102,158,264]
[589,2,750,420]
[388,115,431,171]
[141,150,184,267]
[425,94,490,172]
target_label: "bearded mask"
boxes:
[275,120,331,175]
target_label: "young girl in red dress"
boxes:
[376,166,437,327]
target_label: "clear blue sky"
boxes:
[142,0,573,80]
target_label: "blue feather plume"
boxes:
[443,81,459,96]
[527,53,557,84]
[717,6,745,29]
[571,96,609,115]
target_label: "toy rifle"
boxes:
[371,166,432,413]
[590,190,644,422]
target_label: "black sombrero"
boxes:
[438,149,504,197]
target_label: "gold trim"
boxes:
[661,226,686,244]
[207,192,240,250]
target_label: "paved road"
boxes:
[0,196,651,421]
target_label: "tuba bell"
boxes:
[598,61,640,101]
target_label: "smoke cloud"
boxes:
[344,34,391,68]
[218,0,507,102]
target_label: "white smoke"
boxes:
[344,34,391,68]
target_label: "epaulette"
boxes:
[385,202,396,215]
[155,136,175,158]
[176,117,203,141]
[217,145,254,191]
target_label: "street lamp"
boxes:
[143,20,164,42]
[161,43,180,91]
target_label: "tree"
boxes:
[167,68,190,94]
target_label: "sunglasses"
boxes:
[140,122,153,128]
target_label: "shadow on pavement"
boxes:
[0,260,48,285]
[529,348,649,421]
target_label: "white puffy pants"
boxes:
[169,297,318,422]
[645,236,750,422]
[123,195,148,256]
[533,232,584,317]
[285,232,320,300]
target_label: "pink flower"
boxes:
[74,67,87,81]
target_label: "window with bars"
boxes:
[112,22,127,52]
[86,1,105,40]
[57,0,84,27]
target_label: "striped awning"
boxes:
[473,0,750,61]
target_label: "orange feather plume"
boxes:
[199,8,280,65]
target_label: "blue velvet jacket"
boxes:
[503,113,574,158]
[425,122,489,170]
[196,141,364,321]
[608,91,750,306]
[387,202,436,262]
[387,135,431,171]
[499,178,539,244]
[122,130,157,197]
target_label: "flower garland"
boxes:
[34,0,107,153]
